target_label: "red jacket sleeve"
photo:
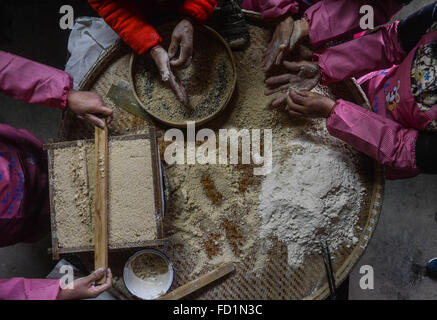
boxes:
[88,0,162,55]
[0,51,73,109]
[181,0,217,23]
[316,22,406,85]
[0,278,60,300]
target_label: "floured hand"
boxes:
[265,60,321,96]
[150,45,190,107]
[288,19,309,55]
[263,15,294,72]
[273,89,336,118]
[168,18,194,69]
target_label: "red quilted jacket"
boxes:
[88,0,217,55]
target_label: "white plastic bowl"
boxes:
[123,249,174,300]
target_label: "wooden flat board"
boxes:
[159,263,235,300]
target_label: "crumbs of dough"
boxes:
[132,253,168,280]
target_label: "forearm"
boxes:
[316,22,406,85]
[88,0,161,55]
[241,0,299,21]
[181,0,217,23]
[0,51,72,109]
[0,278,60,300]
[326,100,419,176]
[304,0,402,48]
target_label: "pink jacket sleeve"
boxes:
[0,278,60,300]
[304,0,402,48]
[241,0,300,20]
[0,51,73,109]
[316,22,406,85]
[326,100,420,179]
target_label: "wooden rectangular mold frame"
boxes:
[44,127,166,260]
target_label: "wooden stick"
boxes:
[94,120,109,284]
[107,288,128,300]
[158,263,235,300]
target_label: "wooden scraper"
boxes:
[106,79,151,120]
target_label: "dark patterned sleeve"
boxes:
[415,131,437,174]
[398,1,437,53]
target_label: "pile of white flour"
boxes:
[259,138,365,268]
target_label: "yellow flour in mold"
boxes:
[53,139,157,249]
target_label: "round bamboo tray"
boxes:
[59,17,384,300]
[129,24,237,128]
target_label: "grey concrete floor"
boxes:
[1,0,436,299]
[349,175,437,299]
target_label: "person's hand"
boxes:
[57,268,112,300]
[298,44,313,61]
[168,18,194,68]
[67,90,113,129]
[263,15,294,72]
[288,19,309,55]
[273,89,336,118]
[265,60,320,96]
[150,45,190,107]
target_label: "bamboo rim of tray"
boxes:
[70,12,384,300]
[129,24,237,128]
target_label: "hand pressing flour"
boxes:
[150,45,190,107]
[149,18,195,108]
